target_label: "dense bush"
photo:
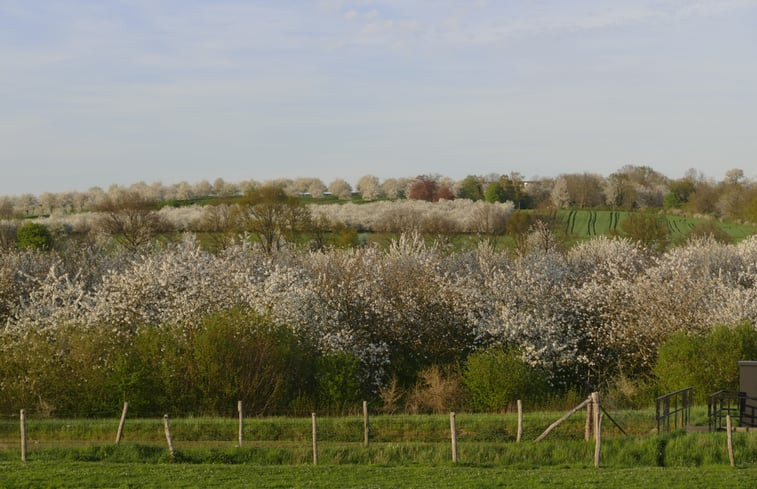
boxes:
[164,308,318,416]
[463,348,550,412]
[0,309,319,416]
[315,353,363,413]
[16,222,53,250]
[654,323,757,403]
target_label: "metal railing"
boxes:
[656,387,693,434]
[708,390,757,431]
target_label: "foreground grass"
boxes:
[2,463,757,489]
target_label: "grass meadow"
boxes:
[1,409,756,488]
[3,463,757,489]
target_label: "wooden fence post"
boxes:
[592,392,601,468]
[20,409,27,463]
[238,400,244,447]
[726,414,735,467]
[450,412,458,464]
[363,401,369,447]
[312,413,318,465]
[163,414,175,459]
[516,400,523,443]
[115,401,128,444]
[584,398,593,441]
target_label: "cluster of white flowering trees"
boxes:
[7,198,515,244]
[310,199,515,234]
[2,228,755,399]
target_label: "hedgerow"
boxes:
[0,231,755,415]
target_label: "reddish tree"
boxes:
[436,186,455,201]
[408,176,454,202]
[408,176,438,201]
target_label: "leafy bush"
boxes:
[0,324,128,416]
[153,309,317,416]
[316,353,363,412]
[463,348,550,412]
[618,212,669,252]
[0,309,319,417]
[16,222,53,250]
[654,323,757,403]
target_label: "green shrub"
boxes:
[618,212,669,252]
[0,324,126,416]
[16,222,53,250]
[316,352,362,412]
[654,323,757,403]
[0,309,320,417]
[164,308,318,415]
[463,348,550,412]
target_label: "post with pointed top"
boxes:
[20,409,27,463]
[450,412,458,464]
[312,412,318,465]
[363,401,369,447]
[116,401,128,444]
[237,400,244,447]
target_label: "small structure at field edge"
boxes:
[738,361,757,426]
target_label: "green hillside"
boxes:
[556,210,755,242]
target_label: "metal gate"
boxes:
[656,387,693,434]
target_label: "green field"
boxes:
[556,209,756,242]
[3,463,757,489]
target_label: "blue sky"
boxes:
[1,0,756,195]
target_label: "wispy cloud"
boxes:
[318,0,757,50]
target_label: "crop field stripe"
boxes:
[570,210,577,234]
[565,210,575,233]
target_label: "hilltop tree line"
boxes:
[1,166,756,222]
[0,165,754,257]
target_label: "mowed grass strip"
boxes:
[2,463,757,489]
